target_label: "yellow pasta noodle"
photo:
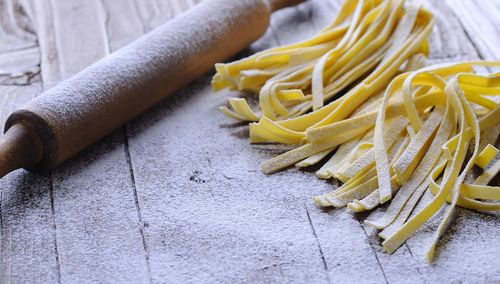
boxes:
[213,0,500,263]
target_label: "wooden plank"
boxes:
[445,0,500,60]
[1,0,498,282]
[399,190,500,282]
[32,0,60,90]
[0,84,61,284]
[125,82,330,283]
[119,1,331,282]
[0,0,59,282]
[101,0,203,282]
[31,0,150,282]
[0,0,40,85]
[132,0,198,33]
[424,0,480,61]
[270,4,317,45]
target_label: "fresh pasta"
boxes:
[213,0,500,263]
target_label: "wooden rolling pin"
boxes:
[0,0,304,177]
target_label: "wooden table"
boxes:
[0,0,499,283]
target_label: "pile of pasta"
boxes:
[213,0,500,262]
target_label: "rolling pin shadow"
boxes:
[0,0,305,177]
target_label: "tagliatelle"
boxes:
[364,63,499,261]
[213,0,500,263]
[214,0,432,127]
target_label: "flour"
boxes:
[0,0,39,85]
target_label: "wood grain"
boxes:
[446,0,500,60]
[111,1,328,282]
[36,0,148,282]
[0,0,40,85]
[0,1,57,282]
[0,84,60,284]
[0,0,498,283]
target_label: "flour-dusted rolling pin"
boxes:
[0,0,304,177]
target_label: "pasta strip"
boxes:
[213,0,500,263]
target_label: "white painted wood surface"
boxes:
[0,0,498,283]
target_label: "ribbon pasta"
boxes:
[213,0,499,262]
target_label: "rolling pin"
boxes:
[0,0,304,177]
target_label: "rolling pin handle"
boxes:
[0,123,43,178]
